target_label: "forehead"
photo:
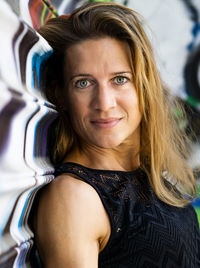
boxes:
[64,37,133,75]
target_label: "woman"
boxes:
[35,2,200,267]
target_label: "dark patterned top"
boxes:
[55,162,200,268]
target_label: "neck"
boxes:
[64,134,140,172]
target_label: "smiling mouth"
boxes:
[91,118,122,129]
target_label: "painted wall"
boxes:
[0,0,200,267]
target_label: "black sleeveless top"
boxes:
[55,162,200,268]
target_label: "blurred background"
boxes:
[0,0,200,267]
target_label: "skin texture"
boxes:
[36,175,110,268]
[65,37,142,170]
[36,37,142,267]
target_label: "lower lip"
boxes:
[91,119,121,129]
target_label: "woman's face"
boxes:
[64,37,142,150]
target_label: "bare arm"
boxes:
[35,175,110,268]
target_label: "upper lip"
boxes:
[91,118,121,123]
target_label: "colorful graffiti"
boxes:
[0,0,56,266]
[29,0,57,29]
[0,0,200,267]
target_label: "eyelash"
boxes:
[113,76,129,85]
[75,79,91,89]
[74,76,129,89]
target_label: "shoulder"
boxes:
[39,174,103,212]
[35,173,110,249]
[34,174,110,266]
[37,173,106,227]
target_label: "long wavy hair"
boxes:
[38,2,196,207]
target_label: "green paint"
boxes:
[41,4,47,25]
[194,207,200,227]
[187,96,200,108]
[174,108,181,117]
[42,0,58,17]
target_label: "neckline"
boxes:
[59,161,142,175]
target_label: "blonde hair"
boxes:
[38,2,197,207]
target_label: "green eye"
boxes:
[76,79,90,88]
[114,76,127,84]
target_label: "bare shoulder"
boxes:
[38,174,105,218]
[36,173,108,237]
[35,174,110,267]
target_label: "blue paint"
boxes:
[191,197,200,207]
[31,50,53,89]
[18,191,31,228]
[187,22,200,50]
[33,112,41,160]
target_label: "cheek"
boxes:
[122,90,140,112]
[125,92,142,124]
[68,96,89,126]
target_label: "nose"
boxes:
[92,83,117,111]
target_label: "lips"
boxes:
[91,118,122,129]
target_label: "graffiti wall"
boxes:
[0,0,200,267]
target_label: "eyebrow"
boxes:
[69,74,91,81]
[69,71,132,80]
